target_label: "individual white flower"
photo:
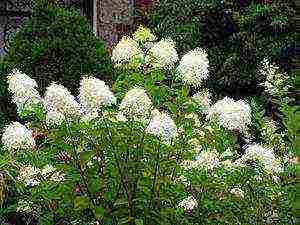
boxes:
[192,89,212,114]
[146,109,177,145]
[111,36,144,68]
[145,39,179,69]
[43,82,80,117]
[7,69,38,93]
[78,77,116,112]
[119,88,152,120]
[239,144,284,174]
[259,58,289,97]
[41,164,56,177]
[17,165,40,187]
[194,150,220,171]
[132,25,157,43]
[1,122,35,150]
[177,48,209,87]
[207,97,251,133]
[50,172,65,183]
[230,187,245,199]
[178,196,198,212]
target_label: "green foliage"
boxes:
[145,0,296,94]
[3,0,114,96]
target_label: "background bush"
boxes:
[140,0,296,95]
[3,0,114,96]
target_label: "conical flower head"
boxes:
[7,69,38,94]
[146,109,177,145]
[79,76,116,111]
[43,82,80,117]
[111,36,144,68]
[119,88,152,120]
[177,48,209,87]
[1,122,35,150]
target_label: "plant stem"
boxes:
[149,144,160,210]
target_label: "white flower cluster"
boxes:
[178,196,198,212]
[207,97,251,133]
[17,164,65,187]
[177,48,209,87]
[111,36,144,68]
[119,88,152,120]
[1,122,35,150]
[192,89,212,114]
[145,39,179,69]
[259,58,289,97]
[132,25,157,44]
[237,144,283,175]
[261,118,277,138]
[43,83,81,125]
[183,150,220,171]
[78,77,116,121]
[7,69,42,113]
[146,109,177,145]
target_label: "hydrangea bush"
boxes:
[0,27,296,225]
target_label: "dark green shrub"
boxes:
[143,0,296,94]
[4,0,114,96]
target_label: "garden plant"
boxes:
[0,24,297,225]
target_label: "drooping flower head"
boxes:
[191,89,212,114]
[145,39,179,69]
[132,25,157,44]
[177,48,209,87]
[1,122,35,150]
[79,76,116,111]
[43,82,80,118]
[207,97,251,133]
[111,36,144,68]
[146,109,177,145]
[119,88,152,120]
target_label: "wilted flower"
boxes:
[43,82,80,118]
[178,196,198,212]
[146,109,177,145]
[177,48,209,87]
[207,97,251,133]
[17,165,40,187]
[1,122,35,150]
[79,77,116,112]
[111,36,144,68]
[145,39,179,69]
[238,144,284,174]
[132,25,157,43]
[119,88,152,120]
[259,58,289,97]
[192,89,212,114]
[230,187,245,199]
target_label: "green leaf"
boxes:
[93,206,105,218]
[74,195,90,210]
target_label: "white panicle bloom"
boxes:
[207,97,251,132]
[230,187,245,199]
[2,122,35,150]
[132,25,157,43]
[50,172,65,183]
[178,196,198,212]
[194,150,220,171]
[7,69,38,93]
[145,39,179,69]
[43,83,80,117]
[119,88,152,120]
[111,36,144,68]
[17,165,40,187]
[240,144,283,174]
[192,89,212,114]
[259,58,289,97]
[177,48,209,87]
[79,77,116,111]
[41,164,56,177]
[146,109,177,145]
[261,118,277,138]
